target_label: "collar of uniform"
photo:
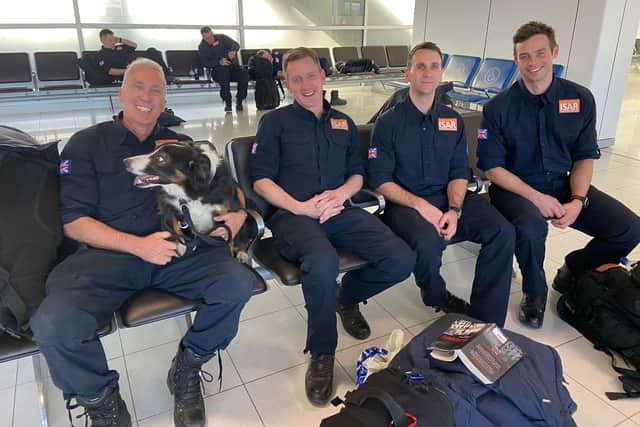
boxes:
[291,99,333,122]
[517,76,559,105]
[401,95,439,123]
[114,112,163,146]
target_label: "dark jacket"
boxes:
[198,34,241,69]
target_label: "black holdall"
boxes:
[320,367,453,427]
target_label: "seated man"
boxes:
[249,47,414,406]
[368,42,515,327]
[30,58,256,427]
[97,28,173,83]
[198,26,249,112]
[477,21,640,328]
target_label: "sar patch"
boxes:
[558,99,580,114]
[477,128,488,140]
[438,118,458,131]
[330,118,349,130]
[251,142,258,155]
[368,147,378,159]
[59,160,71,176]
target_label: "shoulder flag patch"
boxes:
[59,160,71,176]
[330,118,349,130]
[368,147,378,160]
[438,117,458,131]
[477,128,488,140]
[558,99,580,114]
[251,142,258,155]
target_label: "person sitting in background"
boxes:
[198,26,249,112]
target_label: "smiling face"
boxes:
[405,48,443,98]
[118,62,166,138]
[285,56,326,115]
[514,33,558,92]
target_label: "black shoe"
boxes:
[429,291,471,315]
[236,101,243,111]
[330,90,347,106]
[167,344,214,427]
[224,102,232,112]
[336,288,371,340]
[305,353,335,406]
[552,264,577,294]
[518,293,547,328]
[75,386,132,427]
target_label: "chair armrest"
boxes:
[243,208,265,259]
[347,188,386,215]
[469,176,485,194]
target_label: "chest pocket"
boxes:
[280,128,315,168]
[433,129,458,164]
[326,127,350,174]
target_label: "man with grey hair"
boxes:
[31,58,256,427]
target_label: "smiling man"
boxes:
[30,58,255,427]
[249,47,414,406]
[477,21,640,328]
[368,42,515,327]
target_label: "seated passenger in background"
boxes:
[477,21,640,328]
[249,47,414,406]
[198,26,249,112]
[97,28,173,83]
[368,42,515,327]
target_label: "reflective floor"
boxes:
[1,77,639,426]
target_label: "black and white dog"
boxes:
[123,141,249,258]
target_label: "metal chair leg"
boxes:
[32,353,49,427]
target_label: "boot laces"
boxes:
[66,394,122,427]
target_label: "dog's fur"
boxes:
[123,141,247,258]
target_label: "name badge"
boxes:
[558,99,580,114]
[330,118,349,130]
[155,138,179,146]
[438,118,458,131]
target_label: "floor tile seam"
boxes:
[120,337,181,358]
[118,329,141,424]
[564,373,630,420]
[239,304,297,324]
[240,360,309,386]
[241,383,268,427]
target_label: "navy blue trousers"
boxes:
[269,207,415,354]
[490,180,640,298]
[30,240,255,400]
[210,65,249,104]
[384,192,515,326]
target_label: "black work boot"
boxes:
[167,344,214,427]
[305,353,335,406]
[75,386,132,427]
[518,293,547,328]
[336,287,371,340]
[552,264,577,294]
[426,290,471,315]
[224,101,232,112]
[236,100,244,111]
[330,90,347,106]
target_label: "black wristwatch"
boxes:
[570,195,589,208]
[449,206,462,219]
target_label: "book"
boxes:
[428,319,525,384]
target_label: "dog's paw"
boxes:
[235,251,250,264]
[176,243,188,257]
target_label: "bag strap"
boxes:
[597,345,640,400]
[0,266,28,328]
[345,386,414,427]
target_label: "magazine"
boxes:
[428,319,524,384]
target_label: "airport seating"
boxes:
[448,57,517,108]
[386,45,409,68]
[0,53,33,93]
[442,54,482,88]
[34,51,84,91]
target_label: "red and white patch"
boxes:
[558,99,580,114]
[330,118,349,130]
[438,118,458,132]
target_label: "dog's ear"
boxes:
[188,153,212,192]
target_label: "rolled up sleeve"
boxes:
[59,134,99,225]
[570,92,600,161]
[448,119,472,182]
[367,116,396,190]
[477,103,508,172]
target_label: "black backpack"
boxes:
[78,52,114,86]
[254,78,280,111]
[557,263,640,399]
[0,126,64,338]
[336,59,379,74]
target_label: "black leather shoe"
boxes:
[552,264,576,294]
[336,288,371,340]
[76,386,132,427]
[429,291,471,315]
[305,353,335,406]
[236,101,243,111]
[224,102,232,112]
[518,294,547,328]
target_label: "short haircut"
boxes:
[99,29,114,41]
[513,21,557,55]
[122,58,166,95]
[200,26,212,36]
[256,50,269,58]
[407,42,443,69]
[283,47,320,73]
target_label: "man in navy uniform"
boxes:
[249,47,414,406]
[30,58,255,427]
[368,42,515,327]
[198,26,249,112]
[477,21,640,328]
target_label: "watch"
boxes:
[570,195,589,208]
[449,206,462,219]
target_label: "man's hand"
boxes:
[413,198,444,231]
[438,210,458,241]
[211,210,246,240]
[531,192,566,219]
[219,58,231,66]
[134,231,176,265]
[315,189,349,223]
[228,51,237,60]
[551,200,582,229]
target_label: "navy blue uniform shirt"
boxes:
[368,98,471,197]
[249,100,365,204]
[198,34,241,69]
[59,117,189,236]
[477,77,600,186]
[97,45,134,73]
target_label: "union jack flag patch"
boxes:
[477,128,488,140]
[368,147,378,159]
[251,142,258,154]
[59,160,71,176]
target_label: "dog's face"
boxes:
[123,142,221,198]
